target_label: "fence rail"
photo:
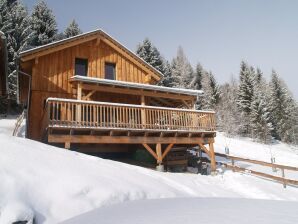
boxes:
[215,152,298,187]
[44,98,216,132]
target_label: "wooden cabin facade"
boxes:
[18,29,217,170]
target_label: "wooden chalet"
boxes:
[18,29,217,171]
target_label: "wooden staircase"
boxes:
[13,110,26,136]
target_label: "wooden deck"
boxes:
[42,98,217,171]
[44,98,216,133]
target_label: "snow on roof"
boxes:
[70,75,203,96]
[19,29,164,78]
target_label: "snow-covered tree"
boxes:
[237,61,255,114]
[64,19,82,38]
[30,0,58,47]
[191,63,204,90]
[216,77,241,136]
[201,71,220,110]
[158,60,173,87]
[171,46,193,88]
[0,0,32,100]
[136,38,165,74]
[269,71,297,143]
[236,61,256,135]
[250,74,273,143]
[0,0,10,32]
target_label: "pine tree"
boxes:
[171,46,193,88]
[191,63,204,90]
[136,38,165,74]
[216,77,241,136]
[158,60,173,87]
[0,0,32,100]
[237,61,255,114]
[201,71,220,110]
[256,67,263,83]
[269,71,297,143]
[64,19,82,38]
[30,0,58,47]
[0,0,10,32]
[250,74,273,143]
[237,61,256,134]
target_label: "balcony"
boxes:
[43,98,216,134]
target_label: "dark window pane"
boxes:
[105,63,116,80]
[75,58,88,76]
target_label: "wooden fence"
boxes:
[44,98,216,132]
[215,152,298,188]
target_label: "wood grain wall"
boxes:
[21,38,153,140]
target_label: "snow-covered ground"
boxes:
[0,118,297,224]
[61,198,298,224]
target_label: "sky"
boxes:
[24,0,298,99]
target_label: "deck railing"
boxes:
[44,98,216,132]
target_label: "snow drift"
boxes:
[0,118,297,223]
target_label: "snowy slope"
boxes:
[61,198,298,224]
[0,118,298,223]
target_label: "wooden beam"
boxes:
[142,144,158,160]
[82,90,96,100]
[156,143,162,164]
[77,82,82,122]
[209,142,216,172]
[65,142,70,149]
[80,83,196,101]
[21,34,98,61]
[141,95,146,127]
[96,37,101,46]
[48,134,208,144]
[198,143,211,157]
[162,143,174,160]
[77,82,82,100]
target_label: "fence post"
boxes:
[281,168,286,188]
[231,159,235,172]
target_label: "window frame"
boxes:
[104,62,116,80]
[75,58,88,76]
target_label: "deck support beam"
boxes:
[65,142,70,149]
[162,143,174,160]
[156,143,162,164]
[142,144,158,161]
[198,142,216,173]
[49,134,213,144]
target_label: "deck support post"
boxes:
[156,143,164,172]
[209,142,216,174]
[77,82,82,122]
[156,143,162,164]
[198,140,217,174]
[140,95,146,128]
[65,142,70,149]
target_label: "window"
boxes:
[105,62,116,80]
[75,58,88,76]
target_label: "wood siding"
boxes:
[28,39,150,95]
[20,38,156,140]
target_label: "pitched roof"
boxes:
[19,29,163,81]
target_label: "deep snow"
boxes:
[61,198,298,224]
[0,118,297,224]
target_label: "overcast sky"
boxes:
[24,0,298,99]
